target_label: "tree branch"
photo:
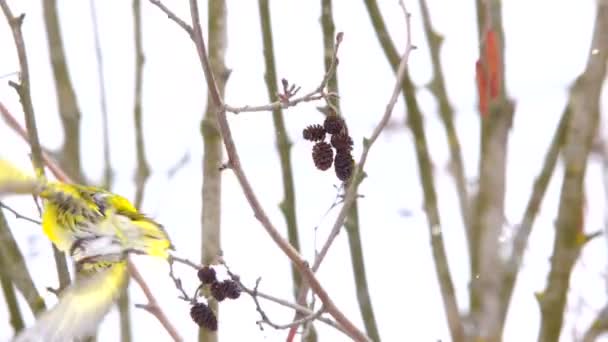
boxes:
[43,0,84,183]
[0,0,71,291]
[417,0,470,246]
[0,207,45,316]
[129,261,183,341]
[198,1,227,341]
[0,253,24,333]
[149,1,370,340]
[89,0,113,189]
[538,3,608,341]
[257,0,302,302]
[359,1,465,341]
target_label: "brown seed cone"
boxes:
[302,124,326,142]
[312,142,333,170]
[190,303,218,331]
[323,115,345,135]
[210,282,227,302]
[330,132,353,153]
[334,151,354,181]
[197,266,217,285]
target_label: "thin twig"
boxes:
[145,0,372,340]
[257,0,302,302]
[417,0,470,242]
[129,261,183,341]
[89,0,113,189]
[169,255,348,336]
[288,3,416,340]
[0,205,46,315]
[167,258,195,303]
[0,0,71,291]
[133,0,150,211]
[250,277,326,331]
[0,202,42,225]
[148,0,193,36]
[43,0,84,183]
[499,108,569,323]
[323,1,381,341]
[358,1,465,341]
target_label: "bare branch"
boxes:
[89,0,113,189]
[169,256,347,336]
[0,202,41,225]
[288,4,416,341]
[0,0,71,291]
[148,0,193,36]
[146,0,371,339]
[538,3,608,341]
[43,0,84,183]
[129,261,183,341]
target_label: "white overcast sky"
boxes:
[0,0,606,341]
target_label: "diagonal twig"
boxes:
[0,0,71,291]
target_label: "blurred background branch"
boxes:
[362,1,464,340]
[1,0,71,291]
[89,0,113,190]
[43,0,84,184]
[538,2,608,341]
[320,1,379,341]
[257,0,302,304]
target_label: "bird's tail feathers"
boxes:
[13,261,128,342]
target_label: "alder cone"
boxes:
[323,115,345,135]
[334,151,354,181]
[190,303,218,331]
[312,141,333,170]
[331,132,353,153]
[302,124,326,142]
[197,266,217,285]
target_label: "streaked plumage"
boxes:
[0,159,173,341]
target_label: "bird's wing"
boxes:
[0,159,44,196]
[13,261,128,342]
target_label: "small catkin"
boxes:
[312,142,334,171]
[330,132,353,153]
[323,115,345,135]
[190,303,218,331]
[302,124,326,142]
[334,151,354,181]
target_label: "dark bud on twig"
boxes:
[302,124,326,142]
[336,32,344,44]
[190,303,218,331]
[334,151,354,181]
[323,115,345,135]
[197,266,217,285]
[312,142,334,171]
[330,132,353,153]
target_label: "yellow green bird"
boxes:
[0,159,173,341]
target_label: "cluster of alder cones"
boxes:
[303,113,354,181]
[190,265,241,331]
